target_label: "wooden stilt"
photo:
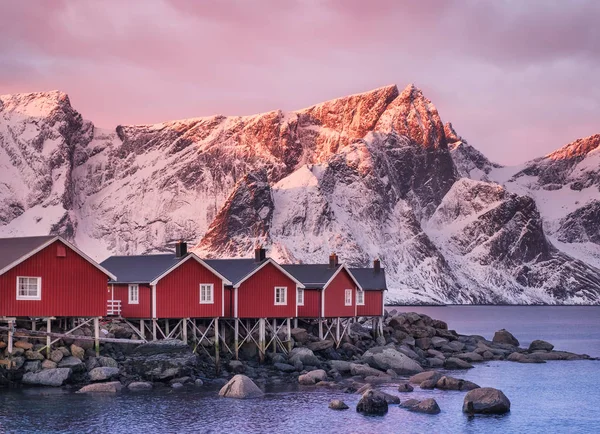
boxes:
[271,318,277,354]
[140,320,145,340]
[318,318,324,340]
[182,318,188,344]
[165,319,170,336]
[46,318,51,358]
[214,318,220,374]
[294,318,298,329]
[336,317,340,343]
[94,317,100,356]
[286,318,292,353]
[152,319,157,341]
[7,320,14,355]
[31,320,36,331]
[234,319,239,360]
[259,318,266,363]
[193,319,197,343]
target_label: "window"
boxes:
[275,286,287,305]
[357,290,365,306]
[128,284,139,304]
[200,284,214,304]
[344,289,352,306]
[16,277,41,300]
[297,288,304,306]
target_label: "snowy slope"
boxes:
[1,86,600,304]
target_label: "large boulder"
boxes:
[409,370,442,385]
[362,346,423,375]
[456,352,483,362]
[528,340,554,352]
[298,369,327,385]
[402,398,441,415]
[507,352,545,363]
[70,344,85,361]
[58,357,85,372]
[307,340,334,352]
[350,363,388,378]
[50,349,64,363]
[444,357,474,370]
[463,387,511,414]
[356,390,388,415]
[89,367,120,382]
[219,374,264,399]
[77,382,122,393]
[291,328,309,344]
[492,329,519,347]
[329,360,353,373]
[22,368,72,387]
[128,381,153,391]
[436,376,480,391]
[289,347,320,367]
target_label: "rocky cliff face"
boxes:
[1,86,600,304]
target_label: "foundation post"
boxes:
[94,317,100,356]
[46,318,52,358]
[152,319,157,341]
[272,318,277,354]
[182,318,188,344]
[318,318,324,340]
[336,317,340,344]
[286,318,292,353]
[165,320,170,336]
[140,320,146,340]
[214,318,220,374]
[234,319,239,360]
[7,320,14,355]
[259,318,266,363]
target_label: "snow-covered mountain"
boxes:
[1,85,599,304]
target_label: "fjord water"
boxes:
[1,306,599,434]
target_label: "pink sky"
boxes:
[1,0,599,165]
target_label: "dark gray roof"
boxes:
[0,236,56,274]
[281,264,339,289]
[100,254,186,284]
[203,259,265,286]
[349,268,387,291]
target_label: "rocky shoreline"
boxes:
[1,310,596,412]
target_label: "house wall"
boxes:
[323,268,356,318]
[237,262,297,319]
[297,288,321,318]
[110,284,152,318]
[0,240,109,317]
[357,290,384,316]
[155,258,224,318]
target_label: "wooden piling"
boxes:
[140,320,145,340]
[182,318,188,344]
[152,319,157,341]
[7,320,13,355]
[94,317,100,356]
[318,318,324,340]
[286,318,292,353]
[45,318,51,358]
[259,318,266,363]
[272,319,277,354]
[234,319,239,360]
[214,317,220,374]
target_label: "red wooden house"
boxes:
[282,254,364,319]
[0,236,116,318]
[100,242,231,319]
[350,259,387,317]
[204,248,305,319]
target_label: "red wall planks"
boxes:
[323,268,356,318]
[357,290,384,316]
[297,288,321,318]
[109,284,152,318]
[0,240,109,317]
[237,262,297,319]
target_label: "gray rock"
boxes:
[329,360,352,373]
[171,382,184,389]
[436,376,480,391]
[507,352,546,363]
[89,367,120,382]
[58,356,85,372]
[228,360,245,374]
[22,368,71,387]
[431,337,448,348]
[463,387,511,414]
[70,344,85,361]
[368,389,400,404]
[415,337,431,350]
[356,390,388,415]
[329,399,349,410]
[456,352,483,362]
[128,381,153,391]
[444,357,474,370]
[24,350,45,361]
[420,379,437,389]
[362,346,423,375]
[528,340,554,352]
[50,349,64,363]
[77,382,122,393]
[409,370,442,385]
[291,328,309,344]
[492,329,519,347]
[289,347,320,367]
[219,374,264,399]
[195,379,204,386]
[397,382,414,392]
[41,360,57,370]
[298,369,327,385]
[97,356,118,368]
[274,362,296,373]
[403,398,441,414]
[427,357,444,368]
[350,363,388,378]
[307,340,334,352]
[24,361,42,373]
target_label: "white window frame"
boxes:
[357,290,365,306]
[128,284,139,304]
[274,286,287,305]
[344,289,352,306]
[200,283,214,304]
[297,288,304,306]
[16,276,41,300]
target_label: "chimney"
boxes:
[329,253,339,268]
[175,240,188,258]
[374,258,381,273]
[254,246,266,262]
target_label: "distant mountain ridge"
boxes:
[1,85,599,304]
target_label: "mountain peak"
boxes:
[546,133,600,161]
[0,90,73,118]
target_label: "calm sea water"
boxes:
[0,306,599,434]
